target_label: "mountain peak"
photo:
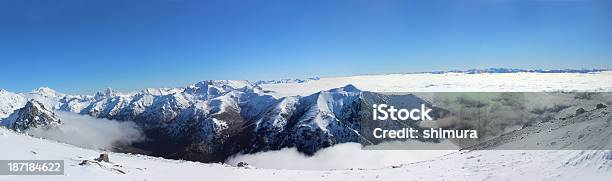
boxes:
[25,99,42,108]
[1,99,61,132]
[326,84,360,93]
[104,87,113,95]
[340,84,360,92]
[94,87,115,100]
[33,87,61,97]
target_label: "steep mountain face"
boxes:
[242,85,364,155]
[287,85,363,154]
[138,83,367,162]
[50,81,385,162]
[0,99,61,132]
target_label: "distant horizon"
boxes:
[3,67,610,95]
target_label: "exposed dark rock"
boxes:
[596,103,607,109]
[576,108,586,115]
[237,162,249,167]
[95,153,110,162]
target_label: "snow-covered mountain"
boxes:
[0,99,61,132]
[0,87,71,119]
[0,80,374,162]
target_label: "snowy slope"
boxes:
[0,127,610,181]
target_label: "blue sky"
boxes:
[1,0,611,94]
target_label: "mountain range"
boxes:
[1,80,390,162]
[1,68,610,162]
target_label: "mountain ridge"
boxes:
[0,99,61,132]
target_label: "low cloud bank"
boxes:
[226,142,455,170]
[27,111,145,150]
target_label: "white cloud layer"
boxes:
[226,142,455,170]
[27,111,145,150]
